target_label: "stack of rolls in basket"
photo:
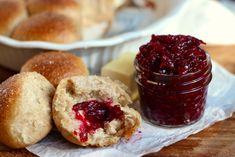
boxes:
[0,51,141,148]
[0,0,158,43]
[0,0,129,43]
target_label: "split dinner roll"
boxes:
[12,12,79,43]
[0,0,27,36]
[52,76,141,146]
[27,0,80,23]
[21,51,89,87]
[0,72,55,148]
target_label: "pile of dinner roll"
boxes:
[0,0,127,43]
[0,0,157,43]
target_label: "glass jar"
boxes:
[135,53,212,127]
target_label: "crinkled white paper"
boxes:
[26,62,235,157]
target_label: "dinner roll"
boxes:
[0,0,27,36]
[113,0,130,9]
[12,12,79,43]
[133,0,157,8]
[52,76,141,147]
[78,0,115,40]
[27,0,80,23]
[21,51,89,87]
[0,72,55,148]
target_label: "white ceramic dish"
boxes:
[0,0,185,73]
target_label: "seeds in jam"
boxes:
[136,35,207,75]
[72,99,124,142]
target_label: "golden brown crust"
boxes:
[12,12,79,43]
[21,51,89,87]
[0,74,22,148]
[27,0,80,26]
[27,0,79,14]
[0,0,27,36]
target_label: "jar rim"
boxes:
[134,52,212,78]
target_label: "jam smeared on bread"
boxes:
[136,35,207,75]
[72,99,124,142]
[52,76,141,146]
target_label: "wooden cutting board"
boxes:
[1,44,235,157]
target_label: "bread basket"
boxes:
[0,0,185,74]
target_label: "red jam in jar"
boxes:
[72,99,124,142]
[135,35,212,127]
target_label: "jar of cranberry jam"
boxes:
[135,35,212,127]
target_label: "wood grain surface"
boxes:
[0,44,235,157]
